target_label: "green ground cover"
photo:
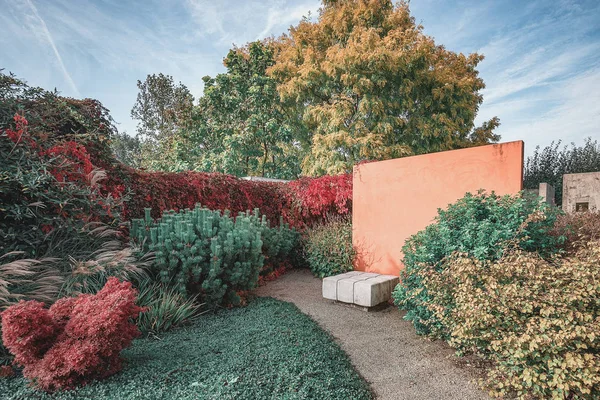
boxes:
[0,297,372,400]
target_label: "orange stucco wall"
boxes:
[352,141,524,276]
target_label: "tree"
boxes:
[186,41,302,179]
[130,73,194,171]
[524,138,600,205]
[269,0,500,175]
[131,73,194,140]
[110,132,142,168]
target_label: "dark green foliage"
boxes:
[0,71,117,165]
[259,216,301,275]
[0,297,372,400]
[185,41,303,179]
[130,205,298,306]
[130,73,193,141]
[0,125,117,258]
[524,138,600,205]
[1,70,123,258]
[393,191,565,335]
[304,216,355,278]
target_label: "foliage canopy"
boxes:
[269,0,499,175]
[186,41,302,179]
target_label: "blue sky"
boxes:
[1,0,599,155]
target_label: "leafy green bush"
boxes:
[131,205,298,306]
[424,242,600,399]
[304,216,355,278]
[393,191,564,335]
[1,71,122,259]
[260,216,300,275]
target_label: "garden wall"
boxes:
[352,141,524,275]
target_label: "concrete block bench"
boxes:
[322,271,399,310]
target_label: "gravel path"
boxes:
[255,269,490,400]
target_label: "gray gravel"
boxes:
[256,269,490,400]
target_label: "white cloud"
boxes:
[256,2,319,40]
[487,67,600,154]
[185,0,319,45]
[481,42,600,104]
[13,0,81,96]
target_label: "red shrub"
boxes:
[0,365,15,378]
[10,112,353,229]
[42,141,95,184]
[109,169,289,222]
[258,265,289,286]
[102,162,352,229]
[286,174,352,226]
[1,278,144,392]
[551,211,600,254]
[5,114,36,148]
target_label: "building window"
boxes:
[575,202,589,212]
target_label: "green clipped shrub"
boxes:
[131,205,298,306]
[304,216,355,278]
[393,191,564,336]
[424,242,600,399]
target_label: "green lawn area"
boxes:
[0,297,372,400]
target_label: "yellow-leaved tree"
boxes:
[269,0,500,175]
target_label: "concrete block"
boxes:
[539,183,555,206]
[322,271,365,300]
[353,275,399,307]
[343,271,365,277]
[563,172,600,213]
[337,274,373,303]
[358,272,379,278]
[322,274,348,300]
[323,271,399,309]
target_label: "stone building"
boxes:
[562,172,600,212]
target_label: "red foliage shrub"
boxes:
[5,114,36,148]
[102,162,352,229]
[551,211,600,254]
[42,141,95,184]
[109,168,290,222]
[258,265,289,286]
[285,174,352,227]
[8,114,353,231]
[0,365,15,378]
[0,278,144,392]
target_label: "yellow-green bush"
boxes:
[304,216,354,278]
[423,241,600,399]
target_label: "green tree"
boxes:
[524,138,600,205]
[110,131,142,168]
[269,0,500,175]
[186,41,303,179]
[130,73,194,171]
[131,73,194,140]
